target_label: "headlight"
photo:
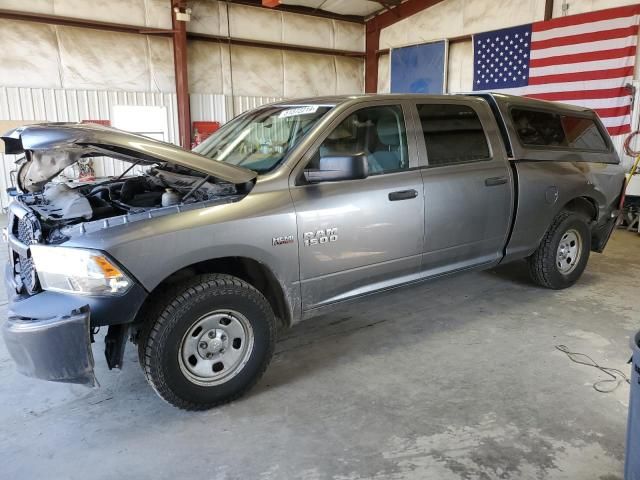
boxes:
[30,246,132,296]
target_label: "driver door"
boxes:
[289,102,425,312]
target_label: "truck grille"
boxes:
[8,205,42,295]
[17,215,40,294]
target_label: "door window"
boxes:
[417,103,490,167]
[312,105,409,175]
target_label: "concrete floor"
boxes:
[1,231,638,480]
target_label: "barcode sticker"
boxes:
[278,106,319,118]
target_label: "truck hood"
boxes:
[1,123,257,191]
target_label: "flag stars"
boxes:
[474,26,531,90]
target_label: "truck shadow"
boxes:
[248,263,559,397]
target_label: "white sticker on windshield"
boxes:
[278,106,319,118]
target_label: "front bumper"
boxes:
[2,263,147,385]
[2,307,96,386]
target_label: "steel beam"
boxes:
[171,0,191,149]
[0,8,172,36]
[544,0,554,20]
[365,23,381,93]
[188,32,364,58]
[225,0,364,24]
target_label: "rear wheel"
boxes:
[138,274,276,410]
[527,211,591,289]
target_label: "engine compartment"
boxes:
[17,165,248,243]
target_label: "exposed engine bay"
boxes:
[16,164,249,244]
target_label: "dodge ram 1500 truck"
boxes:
[1,93,625,410]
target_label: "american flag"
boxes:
[473,5,640,136]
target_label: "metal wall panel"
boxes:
[190,93,282,123]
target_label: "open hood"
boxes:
[1,123,257,191]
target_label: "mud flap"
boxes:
[591,212,619,253]
[2,306,97,386]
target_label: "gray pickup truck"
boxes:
[1,93,625,410]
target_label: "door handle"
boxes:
[388,189,418,201]
[484,176,508,187]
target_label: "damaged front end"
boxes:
[1,123,257,385]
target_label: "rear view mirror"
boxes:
[304,154,368,183]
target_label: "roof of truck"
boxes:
[272,93,593,114]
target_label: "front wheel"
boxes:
[527,211,591,289]
[138,274,276,410]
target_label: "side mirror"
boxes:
[304,154,368,183]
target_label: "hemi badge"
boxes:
[272,235,295,246]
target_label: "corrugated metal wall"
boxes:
[190,93,282,123]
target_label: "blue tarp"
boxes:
[390,41,446,94]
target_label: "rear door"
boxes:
[289,101,425,311]
[412,98,514,275]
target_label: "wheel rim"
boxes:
[556,229,582,275]
[178,310,254,386]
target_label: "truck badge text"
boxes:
[272,235,295,246]
[303,228,338,247]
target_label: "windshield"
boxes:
[193,104,334,173]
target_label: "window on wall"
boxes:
[418,103,490,167]
[314,105,409,175]
[510,108,608,151]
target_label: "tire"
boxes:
[138,274,276,410]
[527,210,591,289]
